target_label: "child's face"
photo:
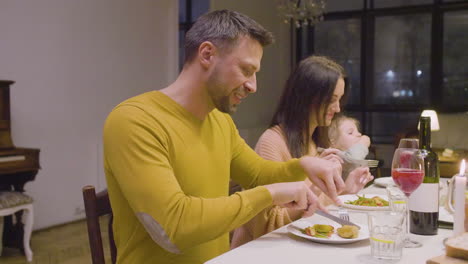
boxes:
[334,119,362,150]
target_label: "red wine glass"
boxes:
[391,148,424,248]
[398,138,419,149]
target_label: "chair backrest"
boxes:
[368,146,383,178]
[82,185,117,264]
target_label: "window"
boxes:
[443,10,468,107]
[326,0,364,12]
[315,18,362,105]
[373,13,431,106]
[298,0,468,143]
[373,0,432,8]
[178,0,210,70]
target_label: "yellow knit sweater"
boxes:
[103,92,306,263]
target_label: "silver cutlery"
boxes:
[316,147,379,168]
[315,210,361,229]
[337,206,350,222]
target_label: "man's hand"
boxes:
[299,156,345,203]
[264,181,325,217]
[343,167,374,194]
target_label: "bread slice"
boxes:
[446,232,468,260]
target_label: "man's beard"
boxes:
[207,71,238,114]
[213,93,235,114]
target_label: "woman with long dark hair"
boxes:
[231,56,373,248]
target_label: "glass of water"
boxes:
[368,211,405,260]
[387,185,407,214]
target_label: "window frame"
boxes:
[178,0,194,70]
[295,0,468,142]
[178,0,210,70]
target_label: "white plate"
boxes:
[287,219,369,244]
[340,194,390,211]
[373,177,396,188]
[439,207,454,223]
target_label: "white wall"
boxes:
[210,0,293,147]
[0,0,178,229]
[433,112,468,150]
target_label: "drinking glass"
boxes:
[398,138,419,149]
[391,148,424,248]
[368,211,405,260]
[387,186,407,214]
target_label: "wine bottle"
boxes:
[409,116,440,235]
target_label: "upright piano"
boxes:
[0,80,40,252]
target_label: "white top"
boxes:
[206,185,451,264]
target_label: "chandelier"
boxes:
[277,0,326,28]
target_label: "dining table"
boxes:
[206,179,454,264]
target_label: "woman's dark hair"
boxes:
[184,10,274,64]
[270,56,348,158]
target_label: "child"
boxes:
[327,114,371,180]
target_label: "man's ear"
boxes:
[198,41,217,69]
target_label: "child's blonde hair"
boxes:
[328,114,361,146]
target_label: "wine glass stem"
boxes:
[402,193,422,248]
[405,194,411,240]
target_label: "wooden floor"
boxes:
[1,216,112,264]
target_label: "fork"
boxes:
[337,206,350,222]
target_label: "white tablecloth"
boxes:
[206,182,452,264]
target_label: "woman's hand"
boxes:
[358,135,371,147]
[318,148,344,164]
[343,167,374,194]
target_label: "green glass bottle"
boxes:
[409,116,439,235]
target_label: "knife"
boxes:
[315,210,361,230]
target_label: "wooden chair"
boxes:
[0,191,34,262]
[82,186,117,264]
[368,145,384,178]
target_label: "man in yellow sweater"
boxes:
[103,10,345,264]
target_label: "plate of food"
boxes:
[287,219,369,244]
[373,177,397,188]
[339,194,390,211]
